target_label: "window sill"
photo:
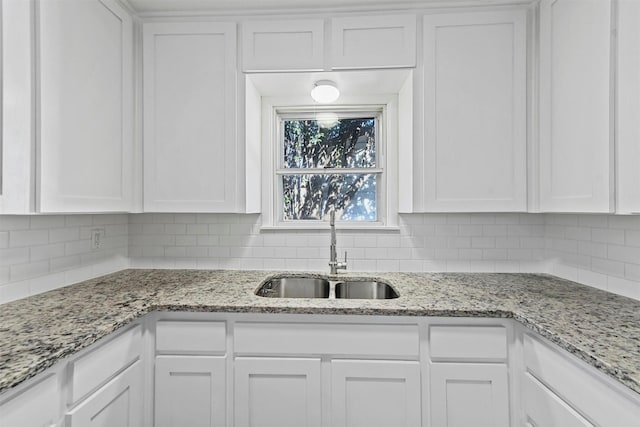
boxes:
[260,224,401,232]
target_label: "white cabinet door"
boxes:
[155,356,226,427]
[522,372,594,427]
[421,10,527,212]
[0,374,61,427]
[331,360,421,427]
[66,361,143,427]
[331,15,416,69]
[143,22,238,212]
[616,0,640,214]
[242,20,324,72]
[0,0,36,214]
[430,363,510,427]
[234,357,322,427]
[38,0,134,212]
[539,0,613,212]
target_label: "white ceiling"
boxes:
[127,0,528,13]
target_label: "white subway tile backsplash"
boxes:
[625,263,640,282]
[458,225,483,236]
[607,276,640,300]
[10,230,49,247]
[30,243,65,261]
[49,227,81,243]
[10,261,50,282]
[30,216,66,229]
[1,211,638,304]
[187,247,209,257]
[591,257,626,277]
[577,214,609,228]
[483,225,508,236]
[0,248,30,266]
[625,230,640,247]
[471,237,495,248]
[592,227,625,244]
[0,216,30,231]
[608,215,640,230]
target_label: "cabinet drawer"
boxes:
[66,360,143,427]
[0,374,60,427]
[522,372,593,427]
[156,320,226,353]
[523,333,640,427]
[235,322,419,357]
[69,324,141,404]
[429,325,507,361]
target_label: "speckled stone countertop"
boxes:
[1,269,639,396]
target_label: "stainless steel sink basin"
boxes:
[256,277,330,298]
[334,281,399,299]
[255,277,399,299]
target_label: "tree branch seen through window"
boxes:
[280,117,379,221]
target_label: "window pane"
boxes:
[282,174,377,221]
[283,117,376,169]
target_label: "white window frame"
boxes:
[260,95,399,230]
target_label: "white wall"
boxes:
[1,212,638,304]
[0,215,129,303]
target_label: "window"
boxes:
[275,109,384,225]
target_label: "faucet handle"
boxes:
[344,251,348,263]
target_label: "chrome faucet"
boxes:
[329,209,347,274]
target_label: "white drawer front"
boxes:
[429,325,507,361]
[0,374,59,427]
[69,324,141,404]
[234,322,419,357]
[156,320,226,353]
[522,372,594,427]
[523,333,640,427]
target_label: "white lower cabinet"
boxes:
[430,363,510,427]
[66,361,143,427]
[331,360,421,427]
[155,356,226,427]
[0,374,61,427]
[4,314,640,427]
[234,357,322,427]
[520,331,640,427]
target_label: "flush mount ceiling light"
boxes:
[311,80,340,103]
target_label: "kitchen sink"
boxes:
[334,280,399,299]
[255,277,398,299]
[255,277,330,298]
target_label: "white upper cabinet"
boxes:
[616,0,640,214]
[242,19,324,72]
[38,0,134,213]
[331,15,416,69]
[143,22,239,212]
[538,0,613,212]
[420,10,527,212]
[0,0,36,214]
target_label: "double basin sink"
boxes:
[255,276,399,300]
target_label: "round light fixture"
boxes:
[311,80,340,104]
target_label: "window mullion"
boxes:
[276,168,383,175]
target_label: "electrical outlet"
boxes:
[91,228,105,250]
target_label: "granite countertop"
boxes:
[0,269,639,396]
